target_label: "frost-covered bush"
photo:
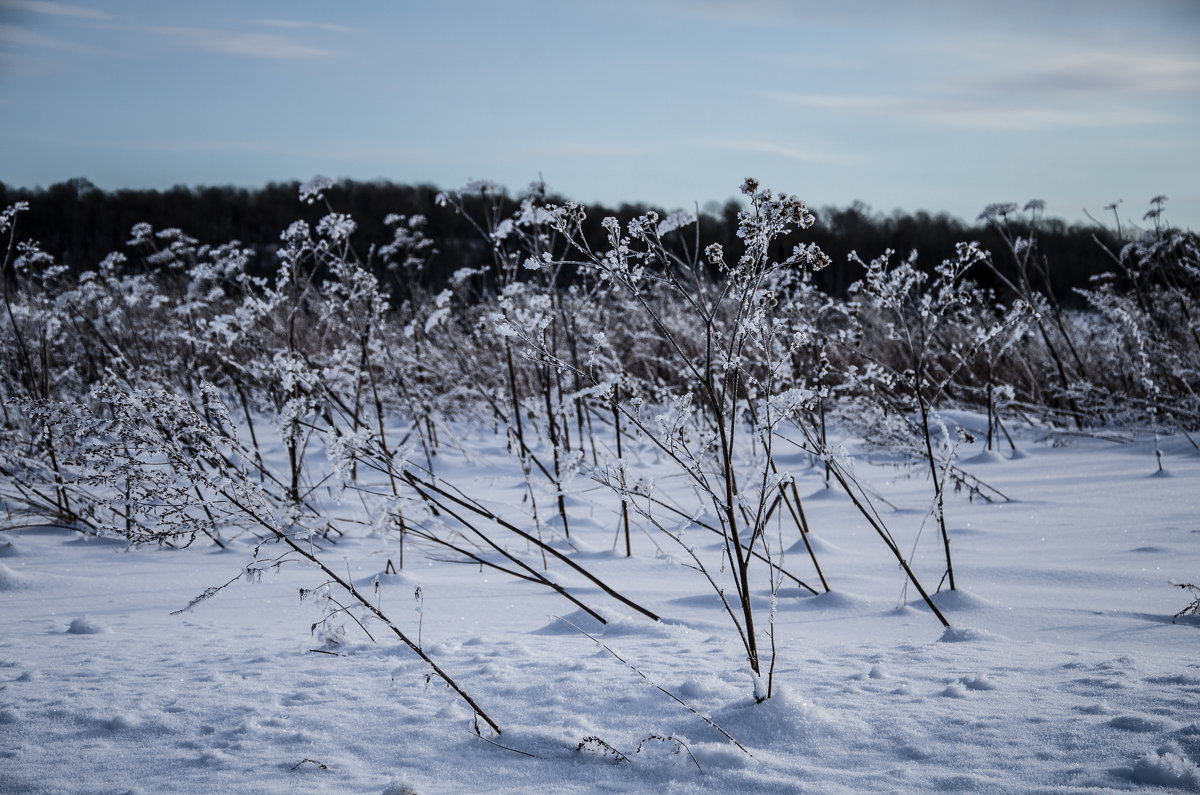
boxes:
[3,179,1197,735]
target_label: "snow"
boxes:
[2,423,1199,793]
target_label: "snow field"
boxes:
[2,425,1199,793]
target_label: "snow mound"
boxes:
[802,487,842,502]
[354,569,421,590]
[785,534,842,555]
[938,625,999,643]
[0,541,19,557]
[960,673,998,690]
[963,449,1006,465]
[929,589,994,612]
[532,610,671,639]
[598,615,675,639]
[791,590,873,612]
[1127,751,1200,789]
[66,616,108,635]
[941,683,968,698]
[0,563,34,590]
[103,714,137,731]
[675,675,729,701]
[532,609,607,636]
[715,684,866,747]
[1109,715,1175,733]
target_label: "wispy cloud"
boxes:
[0,21,111,54]
[982,52,1200,97]
[910,103,1175,131]
[127,25,338,59]
[709,138,858,165]
[0,0,110,20]
[775,88,1179,132]
[240,18,353,35]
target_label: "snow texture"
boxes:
[2,425,1199,793]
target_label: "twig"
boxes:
[473,732,541,758]
[557,616,753,757]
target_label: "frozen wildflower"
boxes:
[741,177,760,196]
[0,201,29,234]
[492,218,515,241]
[127,222,154,246]
[789,243,830,271]
[155,228,189,243]
[299,175,335,204]
[13,241,54,277]
[317,213,356,242]
[514,198,557,228]
[978,203,1018,222]
[657,210,696,237]
[281,220,311,245]
[628,211,658,240]
[450,266,482,287]
[99,252,127,276]
[461,179,503,196]
[705,243,724,264]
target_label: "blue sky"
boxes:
[1,0,1198,230]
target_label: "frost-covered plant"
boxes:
[0,203,91,525]
[1174,582,1200,622]
[849,242,1017,590]
[35,375,504,732]
[436,180,589,542]
[1074,199,1200,449]
[498,178,839,700]
[978,201,1088,426]
[845,241,1021,591]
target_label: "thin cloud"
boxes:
[241,18,353,35]
[665,0,1197,38]
[906,102,1175,131]
[129,25,338,59]
[0,21,112,54]
[711,138,858,165]
[775,92,1177,131]
[983,52,1200,97]
[0,0,110,20]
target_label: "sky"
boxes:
[1,0,1198,230]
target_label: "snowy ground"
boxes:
[2,420,1199,793]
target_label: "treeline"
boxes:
[0,176,1126,303]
